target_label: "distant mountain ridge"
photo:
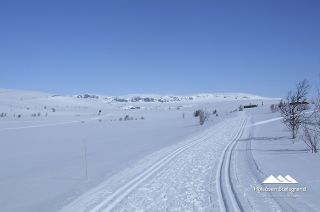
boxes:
[0,88,274,103]
[75,93,271,103]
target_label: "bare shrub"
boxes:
[194,109,201,117]
[124,115,129,121]
[193,109,209,125]
[199,111,208,125]
[279,79,310,139]
[301,89,320,153]
[302,125,318,153]
[270,104,278,113]
[124,115,133,121]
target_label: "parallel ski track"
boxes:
[216,118,247,212]
[88,120,231,212]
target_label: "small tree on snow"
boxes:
[199,111,207,125]
[302,124,319,153]
[301,89,320,153]
[199,110,210,125]
[239,105,244,111]
[194,109,201,117]
[193,109,209,125]
[279,79,310,139]
[270,104,278,113]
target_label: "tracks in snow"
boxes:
[60,115,247,212]
[216,118,247,212]
[89,135,207,211]
[77,121,229,212]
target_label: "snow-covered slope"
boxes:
[75,92,271,103]
[3,88,318,212]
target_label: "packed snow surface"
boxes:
[0,89,319,212]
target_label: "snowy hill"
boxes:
[0,89,274,111]
[75,92,271,103]
[6,88,316,212]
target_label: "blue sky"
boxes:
[0,0,319,97]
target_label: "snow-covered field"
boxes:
[0,89,319,212]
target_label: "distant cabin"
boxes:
[289,101,309,106]
[243,104,258,109]
[130,106,141,110]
